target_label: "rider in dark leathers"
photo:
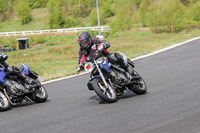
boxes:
[0,53,32,88]
[76,32,127,78]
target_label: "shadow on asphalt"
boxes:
[0,99,50,112]
[88,91,143,104]
[13,99,50,108]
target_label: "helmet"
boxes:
[0,53,8,61]
[77,32,92,50]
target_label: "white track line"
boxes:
[42,37,200,85]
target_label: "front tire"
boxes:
[0,91,10,111]
[92,78,117,103]
[28,85,48,103]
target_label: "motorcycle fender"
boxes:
[87,76,101,91]
[87,80,93,91]
[0,69,7,84]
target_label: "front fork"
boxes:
[94,60,109,89]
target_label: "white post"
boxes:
[96,0,102,38]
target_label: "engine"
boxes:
[112,70,128,85]
[5,79,25,95]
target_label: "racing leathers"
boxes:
[76,37,110,72]
[0,53,32,87]
[76,37,127,75]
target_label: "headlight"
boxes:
[84,62,94,72]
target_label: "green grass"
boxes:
[0,8,49,32]
[3,29,200,81]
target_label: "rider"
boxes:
[0,53,32,87]
[76,32,127,77]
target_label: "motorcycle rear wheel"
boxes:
[0,91,10,111]
[92,78,117,103]
[129,71,147,95]
[28,85,48,103]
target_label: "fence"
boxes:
[0,26,110,36]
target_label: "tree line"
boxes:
[0,0,200,35]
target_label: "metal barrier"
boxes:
[0,26,110,36]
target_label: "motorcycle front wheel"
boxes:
[0,91,10,111]
[28,85,48,103]
[92,78,117,103]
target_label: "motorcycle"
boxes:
[0,63,48,111]
[82,52,147,103]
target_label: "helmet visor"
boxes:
[80,41,89,47]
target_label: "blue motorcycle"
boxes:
[0,63,48,111]
[83,52,147,103]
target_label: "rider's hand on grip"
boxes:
[76,64,83,73]
[97,43,105,52]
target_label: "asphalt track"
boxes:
[1,38,200,133]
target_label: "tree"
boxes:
[47,0,65,28]
[142,0,186,33]
[89,8,106,26]
[139,0,154,27]
[15,0,32,24]
[62,0,95,17]
[101,0,114,18]
[109,0,139,36]
[191,1,200,21]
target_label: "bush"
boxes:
[78,0,96,18]
[29,0,49,8]
[139,0,154,27]
[180,0,197,5]
[0,0,7,13]
[89,9,98,26]
[62,0,95,18]
[47,0,65,29]
[65,17,79,28]
[140,0,186,33]
[101,1,114,18]
[89,8,105,26]
[109,2,138,36]
[15,0,32,24]
[191,1,200,21]
[48,13,66,29]
[133,0,143,7]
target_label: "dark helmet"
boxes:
[77,32,92,50]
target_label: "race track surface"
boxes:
[1,39,200,133]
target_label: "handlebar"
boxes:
[93,50,101,60]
